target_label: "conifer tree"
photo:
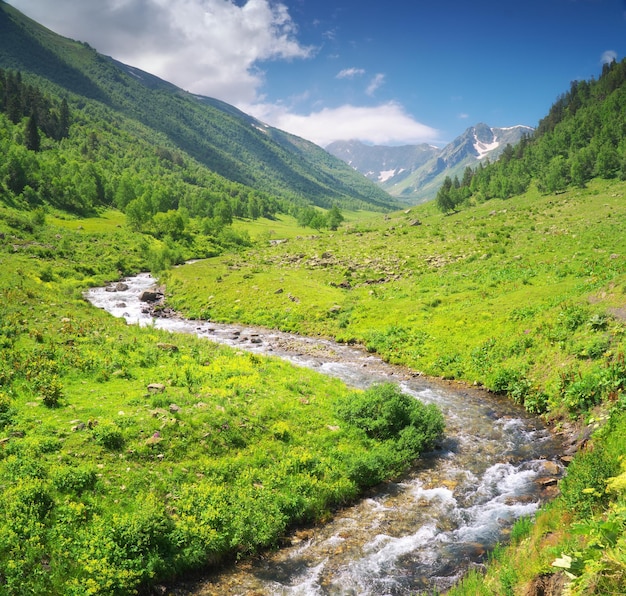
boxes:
[25,112,40,152]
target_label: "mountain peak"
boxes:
[326,124,534,204]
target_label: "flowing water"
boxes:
[86,273,563,595]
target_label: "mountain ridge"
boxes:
[0,0,396,212]
[326,123,533,203]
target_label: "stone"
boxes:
[140,290,162,303]
[147,383,166,393]
[157,342,178,352]
[541,460,561,475]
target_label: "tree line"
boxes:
[0,69,350,239]
[436,58,626,212]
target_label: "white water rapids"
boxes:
[86,273,563,595]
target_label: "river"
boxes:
[86,273,563,595]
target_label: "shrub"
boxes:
[560,445,619,518]
[560,369,603,412]
[335,383,444,456]
[52,466,98,495]
[92,422,125,450]
[37,374,64,407]
[0,390,14,429]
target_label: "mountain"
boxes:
[326,124,533,204]
[0,1,396,213]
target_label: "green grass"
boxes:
[0,207,443,594]
[167,179,626,417]
[2,177,626,594]
[164,179,626,595]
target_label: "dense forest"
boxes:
[436,58,626,211]
[0,65,357,262]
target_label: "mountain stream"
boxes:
[86,273,563,595]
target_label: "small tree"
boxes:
[436,176,455,213]
[327,204,344,230]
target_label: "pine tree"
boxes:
[25,112,40,152]
[436,176,455,213]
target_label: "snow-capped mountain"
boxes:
[326,123,533,204]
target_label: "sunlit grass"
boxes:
[168,179,626,416]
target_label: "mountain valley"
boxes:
[326,123,533,203]
[0,1,626,594]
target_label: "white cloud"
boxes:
[366,73,385,96]
[8,0,313,104]
[458,113,469,119]
[336,67,366,79]
[247,101,440,147]
[8,0,440,149]
[601,50,618,64]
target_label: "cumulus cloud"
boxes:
[601,50,618,64]
[8,0,439,148]
[8,0,312,104]
[248,101,440,147]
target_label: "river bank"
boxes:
[87,273,566,595]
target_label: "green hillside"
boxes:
[0,0,395,213]
[435,58,626,212]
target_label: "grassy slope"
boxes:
[0,208,444,594]
[168,180,626,414]
[167,179,626,594]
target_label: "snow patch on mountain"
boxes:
[474,133,500,159]
[500,125,534,132]
[379,169,400,182]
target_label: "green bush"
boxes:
[51,466,98,495]
[560,445,619,518]
[335,383,444,454]
[37,374,64,408]
[0,390,14,429]
[560,369,603,412]
[92,422,125,451]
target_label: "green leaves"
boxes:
[335,382,444,454]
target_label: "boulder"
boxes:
[140,290,162,303]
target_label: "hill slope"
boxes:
[326,124,532,203]
[0,0,395,212]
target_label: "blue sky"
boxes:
[7,0,626,147]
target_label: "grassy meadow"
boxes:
[1,179,626,594]
[168,179,626,418]
[165,179,626,595]
[0,205,444,594]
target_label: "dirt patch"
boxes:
[524,572,569,596]
[607,306,626,322]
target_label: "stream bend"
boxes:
[86,273,563,595]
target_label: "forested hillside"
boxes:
[435,58,626,212]
[0,0,395,214]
